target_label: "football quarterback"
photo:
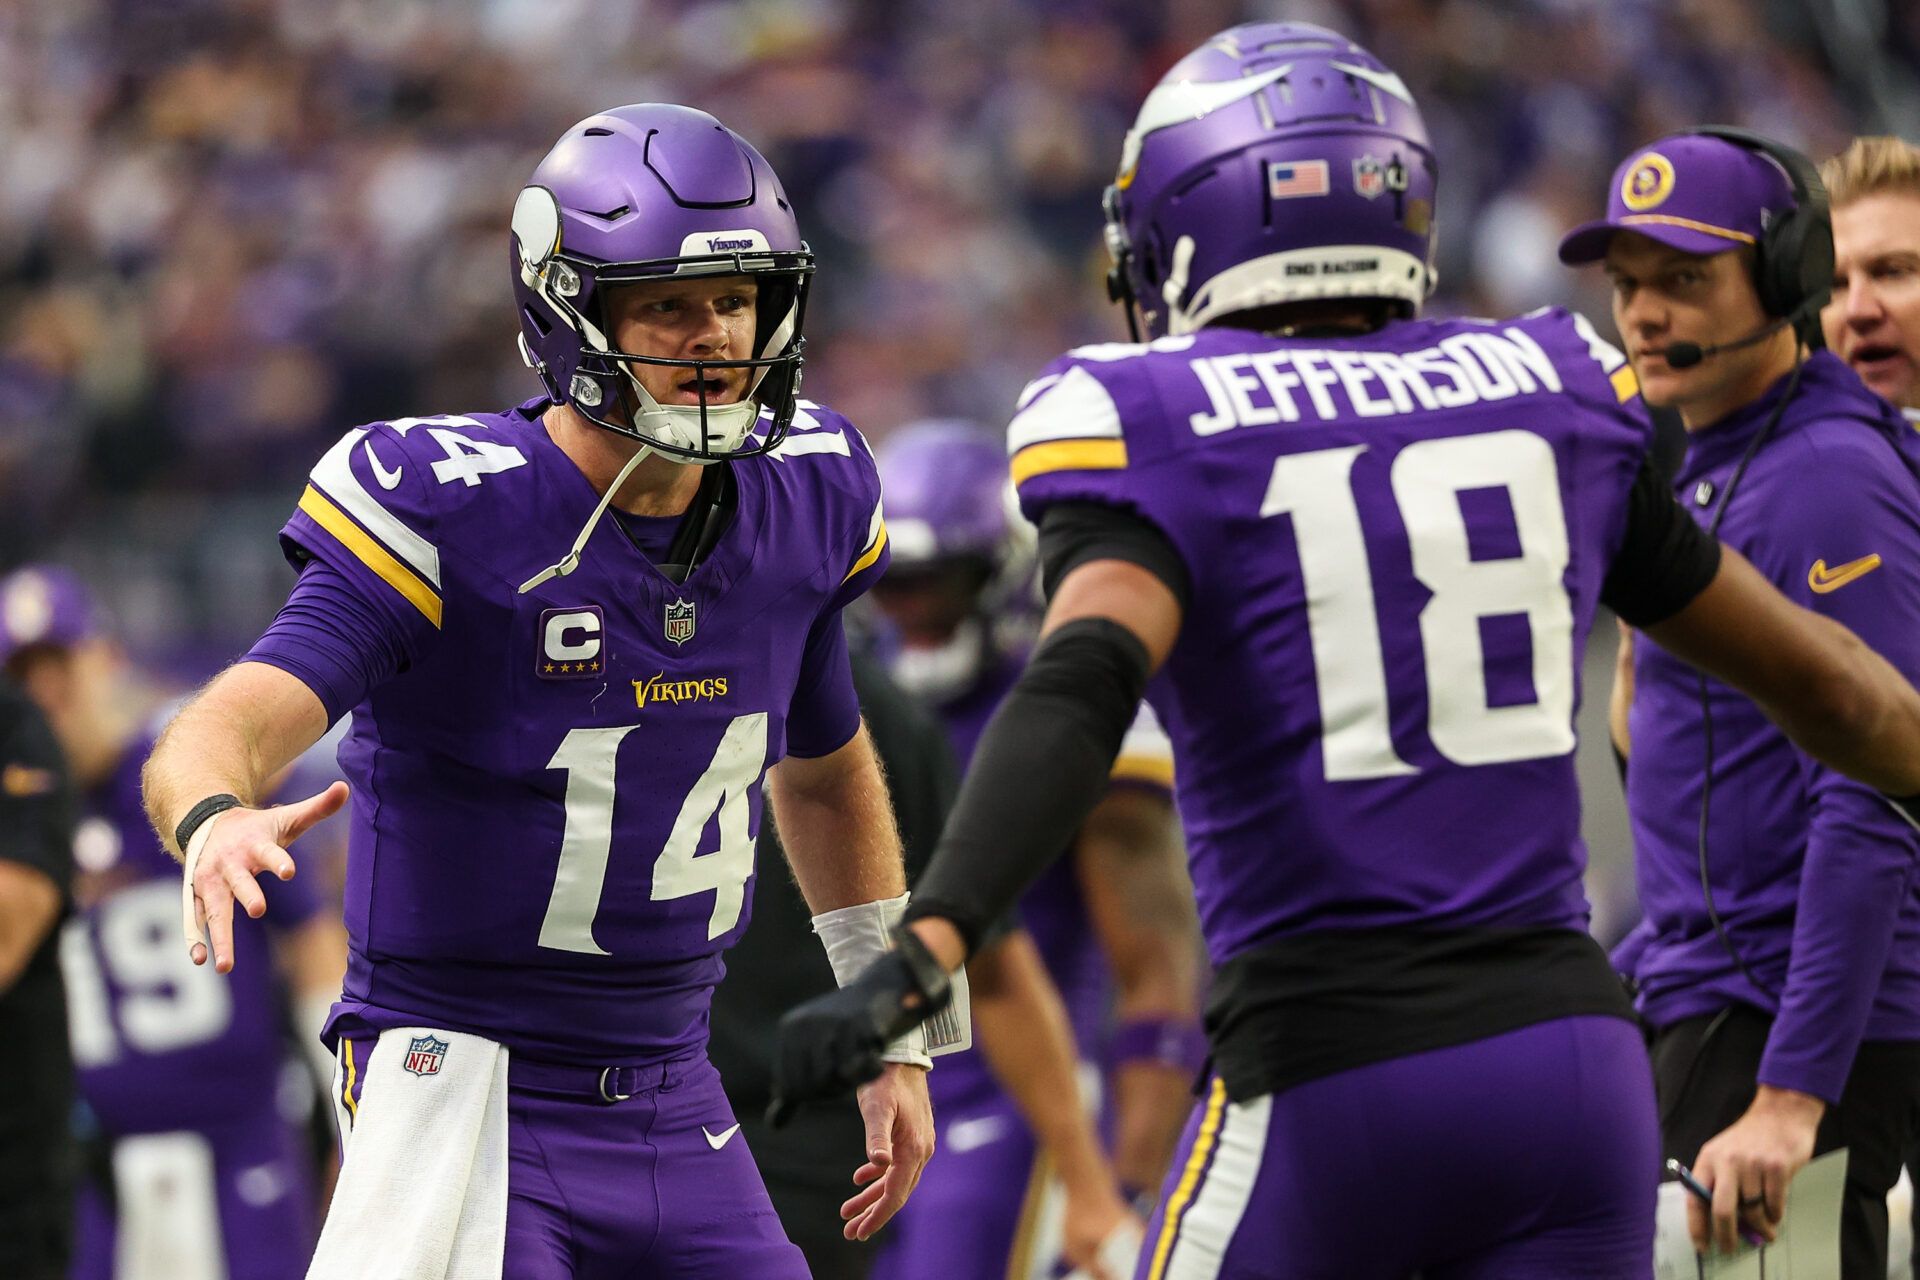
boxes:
[145,104,950,1279]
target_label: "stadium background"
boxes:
[3,0,1918,943]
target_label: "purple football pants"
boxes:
[71,1107,318,1280]
[338,1038,808,1279]
[869,1091,1050,1279]
[1138,1016,1658,1280]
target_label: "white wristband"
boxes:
[810,893,972,1066]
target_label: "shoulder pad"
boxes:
[1008,358,1130,490]
[292,413,532,627]
[772,402,888,608]
[298,420,445,620]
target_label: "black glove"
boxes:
[768,926,952,1128]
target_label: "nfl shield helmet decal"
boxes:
[664,598,696,646]
[403,1035,449,1077]
[1353,154,1387,199]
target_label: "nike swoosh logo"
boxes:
[1118,66,1293,184]
[945,1114,1011,1154]
[1330,60,1416,106]
[1809,554,1883,594]
[363,441,404,490]
[702,1123,741,1151]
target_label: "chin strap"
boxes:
[518,444,652,594]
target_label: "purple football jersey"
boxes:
[61,732,322,1135]
[1010,311,1649,967]
[270,399,888,1064]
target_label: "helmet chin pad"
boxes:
[625,383,763,463]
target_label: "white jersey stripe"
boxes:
[310,428,442,588]
[1007,366,1124,454]
[1165,1094,1270,1279]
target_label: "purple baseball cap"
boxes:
[1558,133,1798,264]
[0,566,100,662]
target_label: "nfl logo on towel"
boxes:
[404,1035,449,1077]
[1268,160,1330,199]
[664,598,696,646]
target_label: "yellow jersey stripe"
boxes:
[1111,753,1175,789]
[299,486,443,627]
[1610,365,1639,403]
[1002,1150,1054,1280]
[842,520,889,585]
[1010,438,1129,487]
[341,1039,359,1125]
[1148,1077,1228,1280]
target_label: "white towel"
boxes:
[112,1131,225,1280]
[306,1027,510,1280]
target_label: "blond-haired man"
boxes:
[1823,136,1920,425]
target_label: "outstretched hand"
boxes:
[181,781,348,973]
[768,933,952,1127]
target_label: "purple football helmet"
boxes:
[874,421,1037,701]
[511,104,814,462]
[878,421,1025,572]
[1104,23,1438,341]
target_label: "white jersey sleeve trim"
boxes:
[1007,366,1125,454]
[309,428,442,589]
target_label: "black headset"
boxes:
[1670,126,1833,1004]
[1685,125,1834,341]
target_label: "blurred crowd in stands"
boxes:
[1,0,1916,665]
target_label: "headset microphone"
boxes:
[1662,310,1800,369]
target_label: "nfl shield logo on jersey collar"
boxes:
[664,598,696,646]
[403,1034,449,1077]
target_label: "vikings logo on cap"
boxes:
[1621,152,1676,212]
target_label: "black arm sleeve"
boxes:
[904,617,1151,955]
[1037,503,1192,608]
[1598,455,1723,628]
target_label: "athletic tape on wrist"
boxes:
[179,804,238,952]
[811,893,971,1063]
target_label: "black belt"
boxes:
[510,1051,699,1104]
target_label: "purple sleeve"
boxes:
[784,607,861,759]
[1758,436,1920,1101]
[244,557,417,726]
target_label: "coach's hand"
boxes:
[1688,1084,1823,1254]
[841,1063,934,1241]
[181,782,348,973]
